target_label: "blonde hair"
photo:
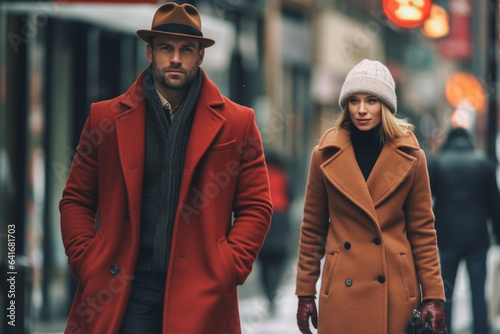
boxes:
[334,102,414,144]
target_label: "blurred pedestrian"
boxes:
[295,59,447,334]
[428,126,500,334]
[59,3,272,334]
[258,151,292,315]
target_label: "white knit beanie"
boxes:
[338,59,397,114]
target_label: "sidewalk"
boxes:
[239,261,298,334]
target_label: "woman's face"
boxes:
[348,93,382,131]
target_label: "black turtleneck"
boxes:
[350,124,383,181]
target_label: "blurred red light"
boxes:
[383,0,433,29]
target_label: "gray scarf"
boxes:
[138,66,202,273]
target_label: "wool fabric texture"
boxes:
[339,59,397,114]
[137,66,202,273]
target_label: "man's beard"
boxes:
[151,59,199,91]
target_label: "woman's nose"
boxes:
[358,102,367,112]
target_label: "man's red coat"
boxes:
[60,70,273,334]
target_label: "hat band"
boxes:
[152,23,203,37]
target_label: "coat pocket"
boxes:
[218,236,238,292]
[76,233,102,283]
[396,252,417,299]
[210,139,237,151]
[322,252,339,296]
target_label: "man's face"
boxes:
[147,35,205,91]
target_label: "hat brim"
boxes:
[136,29,215,48]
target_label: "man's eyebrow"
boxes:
[156,41,197,47]
[155,42,171,47]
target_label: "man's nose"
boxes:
[170,49,181,64]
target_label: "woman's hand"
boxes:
[297,297,318,334]
[421,300,447,333]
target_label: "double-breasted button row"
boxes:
[110,264,120,275]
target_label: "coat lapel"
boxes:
[114,75,146,227]
[179,71,226,203]
[112,70,225,220]
[367,137,419,207]
[319,128,421,223]
[319,129,378,223]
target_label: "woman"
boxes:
[295,59,446,334]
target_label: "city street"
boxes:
[3,1,500,334]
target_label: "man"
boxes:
[59,3,273,334]
[428,127,500,334]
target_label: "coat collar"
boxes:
[318,127,420,224]
[318,127,420,151]
[114,68,227,217]
[179,71,227,204]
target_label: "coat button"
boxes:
[110,264,120,275]
[344,242,351,250]
[125,211,130,219]
[373,238,381,245]
[345,278,353,287]
[378,275,386,283]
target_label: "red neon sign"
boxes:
[383,0,433,29]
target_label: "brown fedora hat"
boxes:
[137,2,215,48]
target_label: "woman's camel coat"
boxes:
[296,128,445,334]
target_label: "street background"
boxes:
[1,0,500,333]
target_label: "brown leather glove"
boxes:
[421,300,447,333]
[297,297,318,334]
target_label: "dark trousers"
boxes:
[439,247,489,334]
[258,253,287,305]
[119,270,166,334]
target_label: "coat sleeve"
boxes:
[59,105,99,279]
[404,149,445,302]
[295,147,330,296]
[227,110,273,285]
